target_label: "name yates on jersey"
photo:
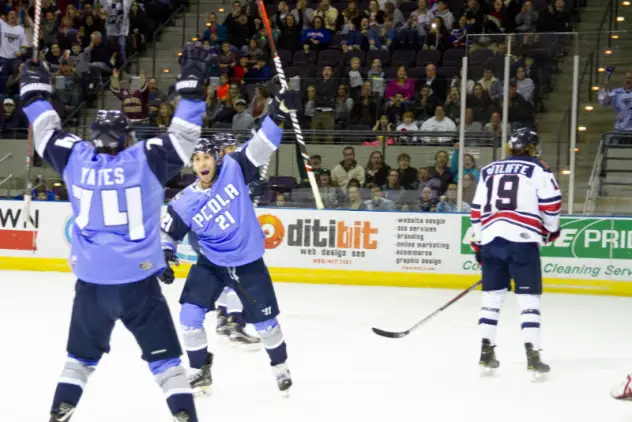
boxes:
[191,183,241,229]
[80,167,125,186]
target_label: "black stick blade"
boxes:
[371,327,410,338]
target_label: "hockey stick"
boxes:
[372,280,482,339]
[22,0,42,251]
[253,0,324,210]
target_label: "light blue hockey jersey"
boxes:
[161,116,283,267]
[23,99,205,284]
[599,87,632,131]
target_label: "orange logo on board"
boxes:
[258,214,285,249]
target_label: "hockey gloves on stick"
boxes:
[158,248,180,285]
[175,42,213,101]
[543,229,561,245]
[269,89,301,127]
[19,59,52,106]
[470,241,482,265]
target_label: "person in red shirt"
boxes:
[232,55,249,84]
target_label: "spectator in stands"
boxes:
[224,1,245,34]
[433,0,454,30]
[232,98,255,131]
[508,79,536,129]
[515,0,538,32]
[104,0,130,63]
[420,186,437,212]
[365,185,396,210]
[346,57,363,98]
[33,181,58,201]
[478,68,499,96]
[420,105,456,143]
[488,0,508,32]
[383,169,406,206]
[346,17,370,51]
[443,86,461,124]
[386,92,409,126]
[368,16,397,50]
[231,13,255,49]
[353,81,379,127]
[598,71,632,133]
[273,192,289,207]
[417,167,442,200]
[450,15,469,48]
[146,77,167,112]
[465,0,485,31]
[57,16,77,52]
[383,2,404,28]
[396,153,418,189]
[463,107,483,132]
[128,2,148,56]
[334,84,354,128]
[276,12,303,52]
[301,16,331,51]
[242,38,265,60]
[386,66,415,100]
[423,16,452,52]
[232,55,248,84]
[5,62,23,98]
[332,146,365,189]
[365,151,390,188]
[2,98,27,138]
[515,66,535,103]
[397,111,420,144]
[343,0,362,26]
[436,183,466,212]
[313,0,339,32]
[414,85,440,123]
[343,185,367,210]
[110,68,149,123]
[421,63,446,101]
[86,31,114,76]
[309,155,324,179]
[427,150,454,194]
[245,56,272,82]
[312,66,337,143]
[248,84,271,123]
[202,13,228,48]
[450,146,480,183]
[52,58,82,119]
[302,84,317,127]
[366,0,385,26]
[78,15,101,49]
[372,114,394,145]
[42,10,59,46]
[484,111,509,144]
[152,102,173,128]
[219,42,237,74]
[403,0,433,41]
[0,11,27,95]
[292,0,314,30]
[46,43,63,73]
[316,169,341,209]
[538,0,571,32]
[461,173,476,205]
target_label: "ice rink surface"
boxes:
[3,271,632,421]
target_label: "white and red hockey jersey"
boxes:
[470,156,561,246]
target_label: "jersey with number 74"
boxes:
[22,99,205,285]
[470,156,561,246]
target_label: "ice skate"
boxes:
[228,318,261,350]
[526,343,550,382]
[479,338,499,376]
[272,362,292,397]
[49,402,75,422]
[173,411,193,422]
[189,353,213,395]
[216,309,229,337]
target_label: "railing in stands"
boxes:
[583,137,604,214]
[150,5,187,77]
[0,153,14,199]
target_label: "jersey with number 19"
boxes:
[22,99,205,284]
[470,156,561,246]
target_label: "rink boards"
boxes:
[1,200,632,296]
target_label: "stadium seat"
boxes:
[318,49,342,67]
[416,49,442,67]
[277,49,293,66]
[366,49,390,67]
[442,49,466,67]
[390,50,415,67]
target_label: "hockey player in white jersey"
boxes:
[469,128,561,380]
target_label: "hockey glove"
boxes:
[470,241,482,265]
[19,59,53,106]
[175,42,214,101]
[268,88,301,127]
[543,229,561,245]
[158,248,180,285]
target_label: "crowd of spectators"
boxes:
[0,0,183,138]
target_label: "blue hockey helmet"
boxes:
[90,110,136,153]
[192,137,220,160]
[507,127,540,156]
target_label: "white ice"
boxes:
[2,271,632,421]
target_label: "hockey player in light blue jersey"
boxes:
[158,88,300,396]
[21,42,212,422]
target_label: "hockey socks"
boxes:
[50,354,97,416]
[254,318,288,366]
[151,359,198,421]
[180,303,210,369]
[478,289,507,345]
[517,294,542,350]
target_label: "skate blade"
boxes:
[279,388,291,398]
[192,386,212,397]
[529,371,548,383]
[479,366,498,377]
